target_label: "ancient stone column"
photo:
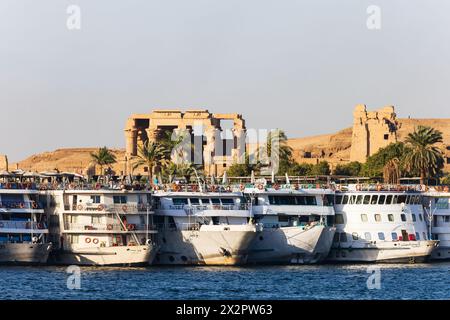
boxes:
[124,128,138,157]
[232,128,246,164]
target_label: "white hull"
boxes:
[0,243,52,264]
[431,246,450,260]
[154,226,257,265]
[327,240,438,263]
[49,244,156,266]
[248,225,336,264]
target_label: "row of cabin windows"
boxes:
[334,231,427,242]
[335,194,422,206]
[268,196,318,206]
[89,195,149,204]
[172,198,236,206]
[433,215,450,226]
[335,213,423,224]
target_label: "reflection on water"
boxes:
[0,263,449,300]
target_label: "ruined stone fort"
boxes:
[5,105,450,174]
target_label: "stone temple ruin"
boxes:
[124,110,246,176]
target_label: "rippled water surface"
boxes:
[1,263,449,300]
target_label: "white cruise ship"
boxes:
[244,185,336,264]
[152,189,261,265]
[42,182,158,266]
[0,182,52,264]
[328,184,438,263]
[423,190,450,260]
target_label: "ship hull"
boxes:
[154,226,257,265]
[327,240,438,263]
[0,243,52,265]
[48,244,156,266]
[247,225,336,264]
[430,246,450,260]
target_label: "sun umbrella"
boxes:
[222,171,228,185]
[250,170,255,184]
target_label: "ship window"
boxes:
[412,214,417,222]
[388,214,394,222]
[333,233,340,243]
[364,232,372,240]
[189,198,200,205]
[392,196,399,204]
[70,235,79,244]
[378,195,386,205]
[201,199,210,205]
[363,195,371,205]
[91,216,101,224]
[444,216,450,223]
[211,198,221,204]
[378,232,385,241]
[419,214,423,221]
[339,233,347,242]
[398,195,407,204]
[335,195,343,205]
[90,196,101,204]
[349,195,356,204]
[335,214,344,224]
[391,232,398,241]
[400,214,406,222]
[361,214,368,222]
[356,195,363,205]
[173,198,188,205]
[416,196,422,205]
[423,232,427,240]
[324,195,334,206]
[221,198,234,205]
[296,196,306,205]
[375,214,382,222]
[406,195,411,204]
[306,196,317,206]
[415,232,420,240]
[371,195,378,204]
[352,232,359,240]
[386,195,393,204]
[343,195,349,204]
[113,196,127,204]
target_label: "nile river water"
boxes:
[1,263,449,300]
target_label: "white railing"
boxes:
[67,203,151,213]
[64,223,149,232]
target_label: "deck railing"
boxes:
[0,220,47,230]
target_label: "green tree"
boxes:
[403,126,444,185]
[334,162,362,176]
[441,173,450,185]
[133,141,167,184]
[90,147,117,175]
[360,143,407,178]
[310,161,330,176]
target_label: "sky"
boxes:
[1,0,450,162]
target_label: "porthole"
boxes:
[169,256,175,262]
[181,256,188,262]
[259,236,264,241]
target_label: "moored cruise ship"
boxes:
[152,188,261,265]
[41,179,158,266]
[328,184,438,263]
[0,181,52,264]
[244,185,336,264]
[423,190,450,260]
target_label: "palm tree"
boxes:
[259,129,293,174]
[133,141,167,184]
[90,147,117,176]
[404,126,444,185]
[383,157,400,184]
[160,130,185,161]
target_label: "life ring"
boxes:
[122,205,128,212]
[19,202,25,209]
[37,223,44,229]
[192,185,198,192]
[92,238,99,245]
[257,184,264,190]
[31,201,38,209]
[107,224,113,230]
[173,184,181,192]
[77,204,83,211]
[127,224,136,231]
[238,185,244,191]
[97,204,105,211]
[85,237,92,244]
[356,184,362,191]
[95,183,101,190]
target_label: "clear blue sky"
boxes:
[1,0,450,162]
